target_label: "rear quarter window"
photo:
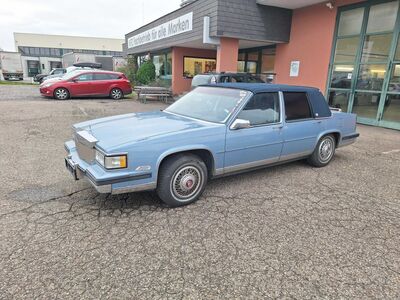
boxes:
[283,92,312,121]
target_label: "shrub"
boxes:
[136,60,156,85]
[117,56,137,83]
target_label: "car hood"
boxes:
[73,111,222,150]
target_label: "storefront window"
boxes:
[237,53,245,72]
[330,65,354,89]
[382,95,400,123]
[396,37,400,61]
[261,48,275,73]
[328,91,350,112]
[337,7,364,36]
[334,37,360,63]
[356,64,387,91]
[361,33,393,63]
[352,92,380,119]
[388,64,400,92]
[366,1,399,34]
[183,57,216,78]
[153,54,165,77]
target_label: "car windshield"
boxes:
[165,86,251,123]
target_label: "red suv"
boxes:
[40,70,132,100]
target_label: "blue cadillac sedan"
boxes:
[65,83,359,207]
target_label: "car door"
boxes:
[280,91,322,161]
[68,73,94,96]
[93,73,111,96]
[224,92,284,173]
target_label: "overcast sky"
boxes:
[0,0,182,51]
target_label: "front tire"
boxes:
[307,134,336,167]
[110,88,123,100]
[157,154,208,207]
[54,88,70,100]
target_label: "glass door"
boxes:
[327,0,400,130]
[379,35,400,129]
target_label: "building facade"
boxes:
[124,0,400,130]
[14,33,124,78]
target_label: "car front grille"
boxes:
[74,131,97,163]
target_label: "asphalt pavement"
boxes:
[0,85,399,299]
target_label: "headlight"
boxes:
[95,149,127,169]
[42,82,54,88]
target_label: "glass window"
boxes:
[246,62,257,73]
[165,87,251,123]
[237,93,280,125]
[366,1,399,34]
[352,92,380,119]
[396,37,400,61]
[334,37,360,63]
[231,75,245,82]
[328,91,350,112]
[337,8,364,36]
[183,57,216,78]
[153,54,165,77]
[237,53,245,72]
[75,73,93,81]
[356,64,387,90]
[382,94,400,123]
[261,48,275,73]
[93,73,111,80]
[330,65,354,89]
[388,64,400,92]
[361,33,393,63]
[283,92,312,121]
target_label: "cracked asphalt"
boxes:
[0,85,400,299]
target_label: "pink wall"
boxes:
[216,38,239,72]
[274,0,364,93]
[172,47,216,95]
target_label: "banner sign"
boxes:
[128,12,193,48]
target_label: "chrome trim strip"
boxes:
[279,150,312,161]
[224,157,279,174]
[111,182,157,195]
[214,168,224,176]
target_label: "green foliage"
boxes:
[136,60,156,85]
[117,56,137,83]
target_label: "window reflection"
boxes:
[382,94,400,123]
[337,8,364,36]
[366,1,399,34]
[352,92,380,119]
[388,64,400,92]
[183,57,216,78]
[330,65,354,88]
[356,64,386,90]
[328,91,350,111]
[334,37,360,63]
[361,33,392,63]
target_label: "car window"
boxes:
[247,75,264,83]
[231,75,245,83]
[75,73,93,81]
[219,76,230,83]
[93,73,110,80]
[54,69,64,75]
[109,74,120,80]
[237,92,280,126]
[283,92,312,121]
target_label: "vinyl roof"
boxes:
[209,83,320,93]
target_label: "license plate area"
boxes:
[65,158,79,180]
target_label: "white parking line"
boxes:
[382,149,400,155]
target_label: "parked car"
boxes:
[64,83,359,207]
[40,70,132,100]
[191,72,265,89]
[34,68,66,84]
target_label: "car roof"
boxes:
[72,69,122,75]
[206,83,320,93]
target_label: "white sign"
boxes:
[128,12,193,48]
[290,60,300,77]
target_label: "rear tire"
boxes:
[307,134,336,167]
[54,88,70,100]
[157,154,208,207]
[110,88,123,100]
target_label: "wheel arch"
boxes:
[316,130,341,148]
[156,147,216,180]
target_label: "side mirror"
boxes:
[230,119,251,130]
